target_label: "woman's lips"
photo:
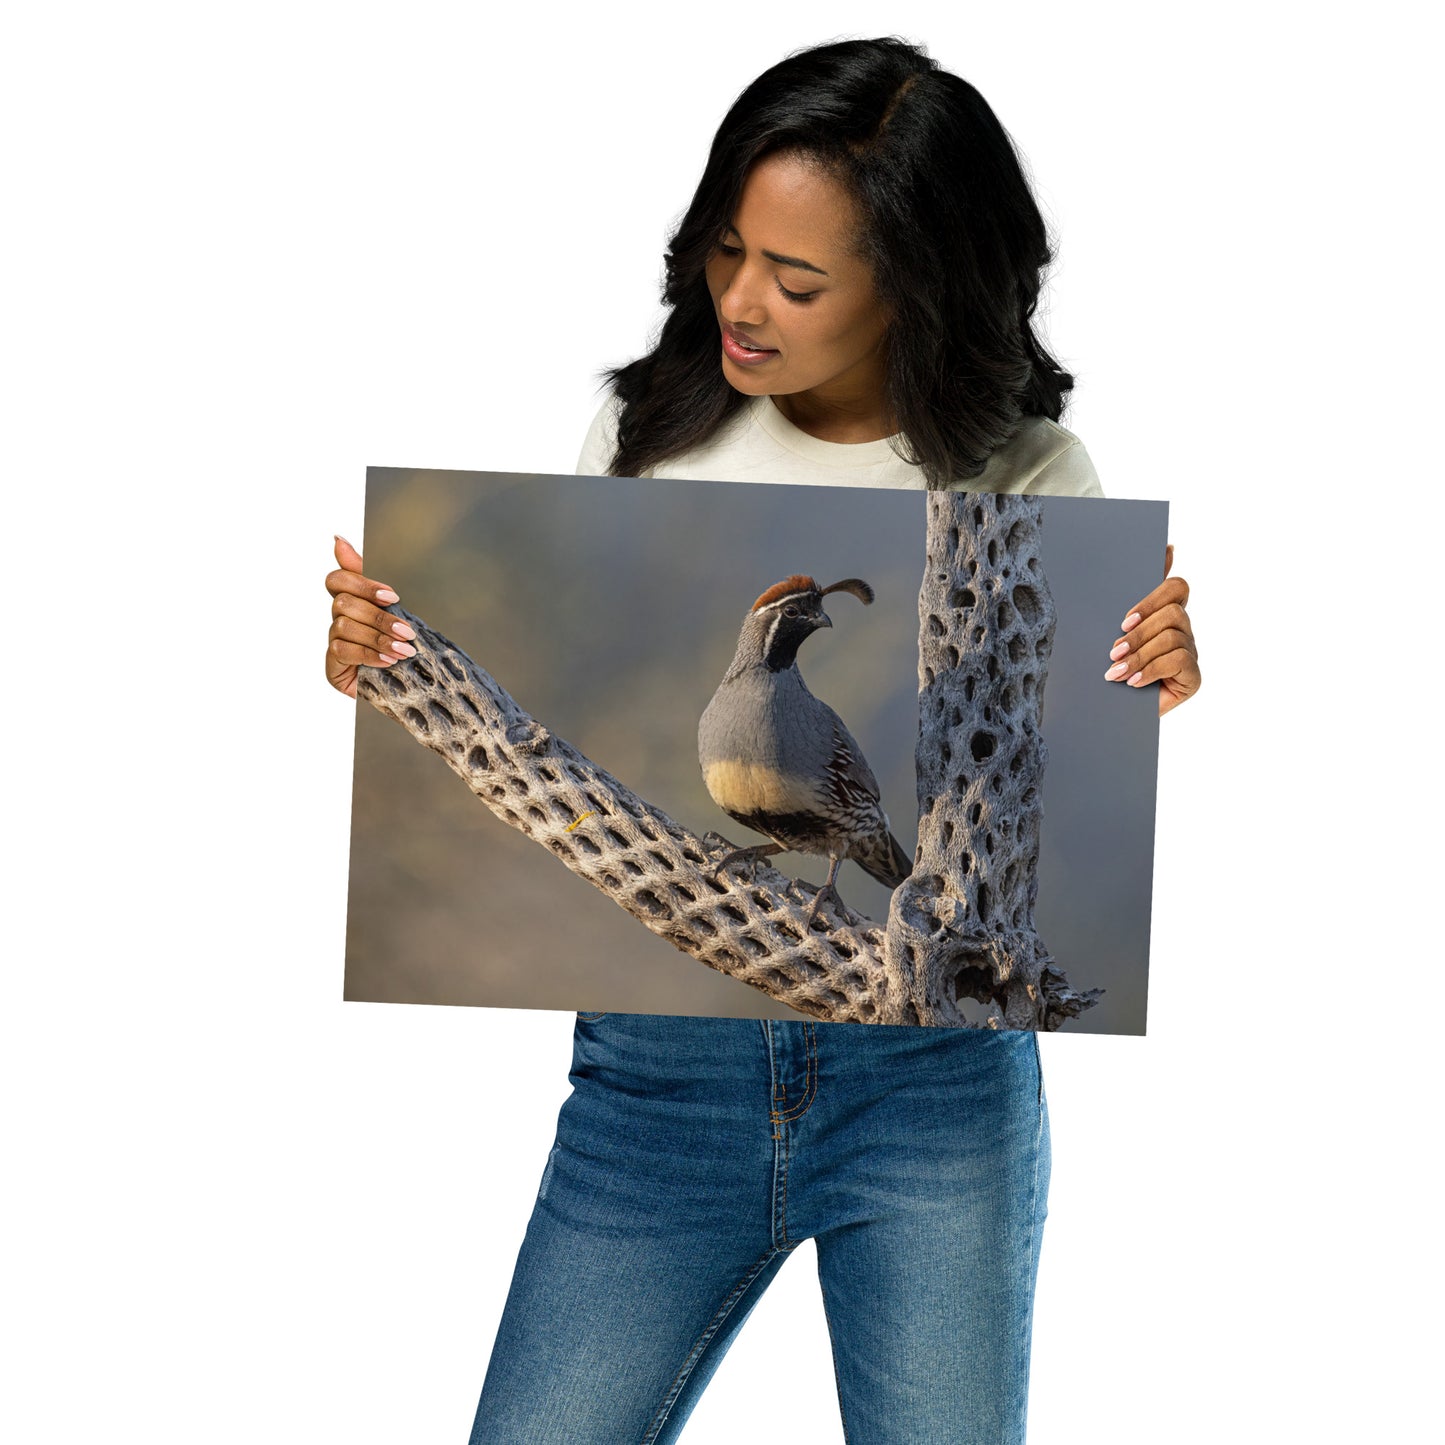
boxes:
[721,324,779,366]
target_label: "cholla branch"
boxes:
[882,494,1101,1029]
[355,611,906,1025]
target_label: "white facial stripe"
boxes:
[754,592,819,617]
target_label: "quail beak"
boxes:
[815,611,833,629]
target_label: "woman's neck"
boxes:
[769,390,897,444]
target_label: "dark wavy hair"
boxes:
[605,37,1075,486]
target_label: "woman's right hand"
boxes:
[325,535,417,699]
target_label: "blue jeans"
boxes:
[469,1013,1050,1444]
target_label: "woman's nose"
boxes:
[719,263,768,327]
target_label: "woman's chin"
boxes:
[720,360,779,396]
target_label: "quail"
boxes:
[698,574,912,922]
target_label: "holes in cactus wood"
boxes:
[467,745,491,772]
[927,613,945,637]
[646,850,674,872]
[949,586,975,610]
[672,882,696,904]
[996,599,1014,630]
[738,934,766,958]
[622,858,644,877]
[1012,584,1040,625]
[1008,635,1028,664]
[970,731,996,762]
[573,833,601,856]
[720,904,747,924]
[404,706,428,731]
[634,889,668,917]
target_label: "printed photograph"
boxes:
[345,467,1165,1034]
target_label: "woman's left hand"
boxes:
[1105,545,1200,717]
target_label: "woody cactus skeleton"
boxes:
[355,492,1099,1029]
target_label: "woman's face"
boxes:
[704,152,891,421]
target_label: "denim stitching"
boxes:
[775,1022,819,1121]
[1015,1033,1046,1445]
[640,1246,784,1444]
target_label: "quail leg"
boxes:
[712,840,785,884]
[808,855,847,924]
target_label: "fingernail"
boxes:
[378,653,399,665]
[1126,671,1144,686]
[1105,661,1129,681]
[335,533,353,548]
[1109,641,1130,661]
[1121,612,1141,631]
[376,588,400,604]
[391,621,417,641]
[389,640,416,658]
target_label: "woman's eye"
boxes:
[716,242,742,257]
[775,279,818,304]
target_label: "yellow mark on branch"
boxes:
[565,811,596,832]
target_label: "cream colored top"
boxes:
[575,392,1104,497]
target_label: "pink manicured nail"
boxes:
[1105,661,1129,681]
[1126,671,1144,686]
[378,653,399,665]
[335,533,353,548]
[376,587,400,604]
[391,621,417,640]
[1121,612,1141,631]
[1109,641,1130,661]
[389,640,416,658]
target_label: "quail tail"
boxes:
[856,830,913,890]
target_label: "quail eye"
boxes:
[783,604,800,618]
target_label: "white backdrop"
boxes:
[5,3,1438,1441]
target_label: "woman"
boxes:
[327,38,1198,1443]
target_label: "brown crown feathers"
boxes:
[749,575,875,611]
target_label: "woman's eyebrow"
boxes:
[763,249,828,276]
[723,225,829,276]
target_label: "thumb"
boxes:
[334,533,364,572]
[1163,542,1174,580]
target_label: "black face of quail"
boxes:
[760,593,832,671]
